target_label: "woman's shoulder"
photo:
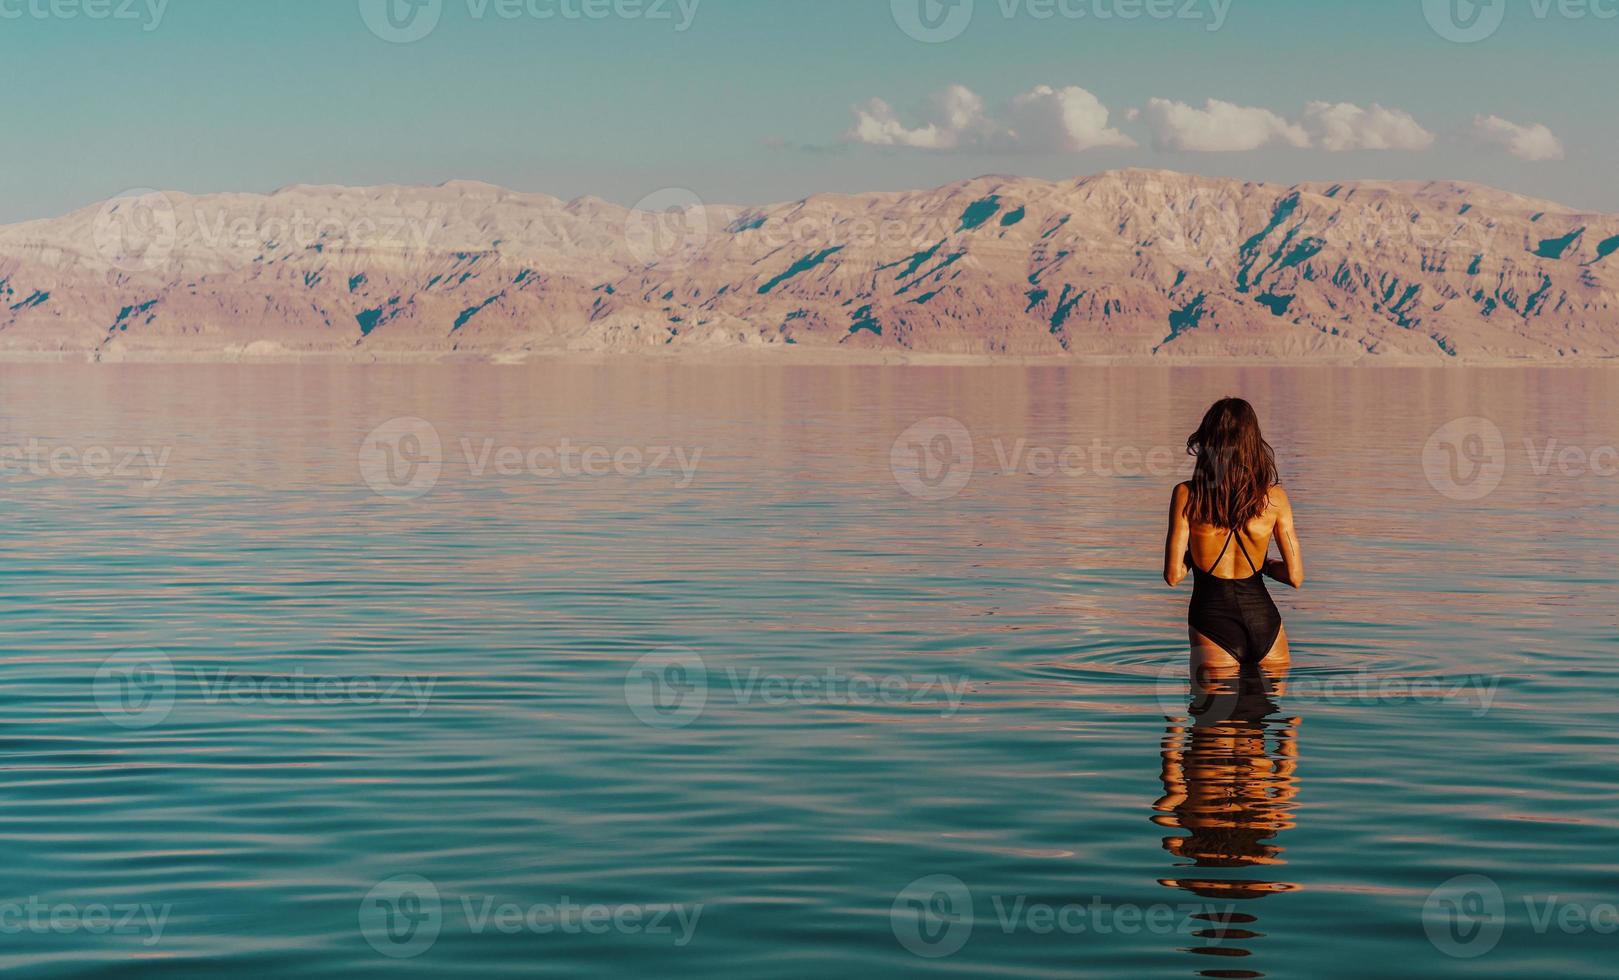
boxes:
[1266,485,1291,510]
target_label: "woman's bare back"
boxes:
[1167,484,1302,590]
[1186,489,1280,580]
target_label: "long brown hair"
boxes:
[1185,398,1279,529]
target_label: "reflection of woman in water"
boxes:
[1163,398,1304,670]
[1155,665,1302,973]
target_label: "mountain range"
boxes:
[1,169,1616,362]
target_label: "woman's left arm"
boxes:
[1164,483,1191,587]
[1264,487,1305,589]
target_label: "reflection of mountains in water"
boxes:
[1154,671,1302,976]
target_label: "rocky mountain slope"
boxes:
[1,170,1615,361]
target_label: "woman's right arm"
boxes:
[1264,487,1305,589]
[1164,483,1191,587]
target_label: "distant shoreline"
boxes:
[1,347,1614,368]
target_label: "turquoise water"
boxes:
[1,365,1615,978]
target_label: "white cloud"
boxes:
[846,85,991,150]
[1005,86,1136,152]
[1141,98,1433,153]
[1140,98,1310,152]
[846,84,1133,153]
[1302,102,1435,152]
[850,87,1516,159]
[1472,114,1566,161]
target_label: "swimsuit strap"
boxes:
[1200,529,1236,574]
[1201,528,1261,576]
[1234,533,1261,575]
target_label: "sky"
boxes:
[0,0,1612,223]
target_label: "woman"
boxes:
[1164,398,1304,669]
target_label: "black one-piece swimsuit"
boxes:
[1188,530,1284,666]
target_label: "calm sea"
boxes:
[1,364,1615,978]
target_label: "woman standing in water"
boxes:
[1164,398,1305,669]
